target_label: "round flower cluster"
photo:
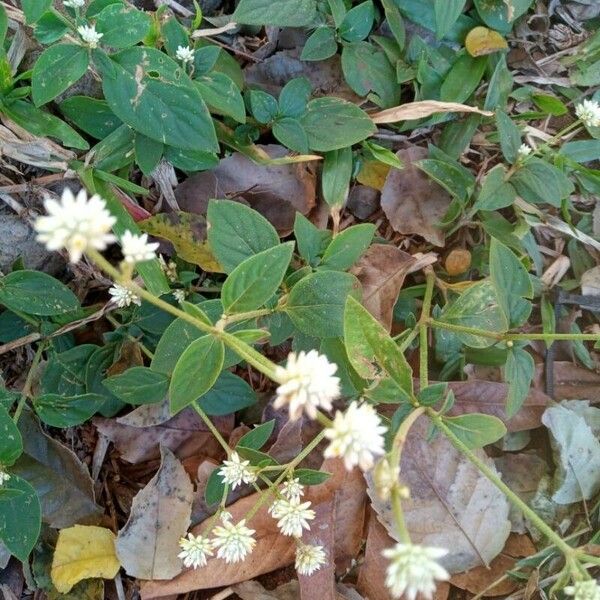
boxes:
[108,285,141,308]
[176,46,195,64]
[564,580,600,600]
[218,452,257,490]
[77,24,103,48]
[0,470,10,486]
[576,99,600,128]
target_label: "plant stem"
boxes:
[13,343,45,423]
[192,402,231,455]
[390,487,411,543]
[217,308,274,327]
[419,271,435,390]
[428,408,577,560]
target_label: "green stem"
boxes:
[429,409,577,559]
[390,406,426,468]
[13,343,45,423]
[390,487,410,543]
[218,308,274,327]
[105,315,154,359]
[396,327,419,353]
[192,402,231,455]
[419,271,435,390]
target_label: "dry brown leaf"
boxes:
[451,534,536,596]
[94,405,232,464]
[141,458,366,598]
[535,361,600,403]
[367,416,511,574]
[445,249,472,276]
[116,447,194,580]
[371,101,493,124]
[381,147,452,247]
[174,145,317,234]
[351,244,437,330]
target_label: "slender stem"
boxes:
[390,406,426,468]
[391,487,410,543]
[419,271,435,390]
[429,409,577,559]
[13,343,45,423]
[192,402,231,455]
[105,315,154,359]
[396,327,419,352]
[217,308,274,327]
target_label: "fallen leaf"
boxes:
[356,160,390,191]
[465,26,508,57]
[351,244,437,330]
[370,101,493,124]
[139,212,222,272]
[367,416,511,574]
[141,458,366,598]
[51,526,120,593]
[535,361,600,403]
[116,447,194,580]
[451,534,536,596]
[381,147,452,247]
[175,145,317,235]
[13,411,101,528]
[94,404,232,463]
[445,248,472,276]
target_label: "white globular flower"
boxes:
[281,478,304,502]
[576,99,600,128]
[120,231,159,264]
[211,518,256,564]
[177,533,213,569]
[34,188,116,263]
[218,452,257,490]
[382,543,450,600]
[77,24,103,48]
[172,289,185,304]
[323,401,387,471]
[64,0,85,7]
[273,350,341,421]
[295,543,327,576]
[564,580,600,600]
[269,497,315,538]
[517,143,532,159]
[176,45,195,64]
[0,470,10,486]
[108,284,141,308]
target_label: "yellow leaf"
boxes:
[51,526,120,593]
[465,26,508,57]
[357,160,390,191]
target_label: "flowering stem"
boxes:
[419,270,435,390]
[216,308,275,328]
[192,402,232,455]
[428,408,578,560]
[13,343,45,423]
[391,487,411,544]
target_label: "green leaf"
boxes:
[300,27,338,61]
[473,164,516,211]
[169,336,224,413]
[272,118,309,153]
[339,1,374,43]
[495,110,521,163]
[416,158,474,202]
[434,0,466,39]
[439,281,508,348]
[60,96,122,139]
[0,475,41,561]
[86,0,123,18]
[321,147,353,208]
[440,54,486,103]
[510,158,574,206]
[95,3,151,48]
[443,413,507,448]
[207,200,280,273]
[33,393,105,427]
[381,0,405,49]
[532,93,567,116]
[197,372,257,416]
[34,10,69,44]
[236,446,278,467]
[560,140,600,163]
[294,468,331,485]
[134,133,163,176]
[504,345,534,417]
[22,0,52,23]
[204,467,225,506]
[249,90,278,124]
[161,16,189,57]
[301,97,376,152]
[0,270,79,316]
[233,0,317,26]
[151,317,205,375]
[285,271,361,338]
[101,47,217,152]
[0,4,6,46]
[278,77,312,118]
[42,345,97,396]
[222,243,293,314]
[489,238,533,327]
[195,73,246,123]
[32,44,89,106]
[0,405,22,466]
[102,367,169,405]
[236,420,275,450]
[294,213,331,267]
[474,0,534,32]
[319,223,375,270]
[344,296,413,396]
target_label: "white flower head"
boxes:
[108,284,141,308]
[0,470,10,486]
[382,543,449,600]
[295,543,327,576]
[34,188,116,263]
[77,24,103,48]
[273,350,340,421]
[324,401,386,471]
[218,451,257,490]
[178,533,213,569]
[172,289,185,303]
[219,510,232,523]
[576,99,600,128]
[269,497,315,538]
[564,580,600,600]
[211,518,256,564]
[281,478,304,502]
[64,0,85,7]
[176,45,195,64]
[120,231,159,264]
[517,143,532,159]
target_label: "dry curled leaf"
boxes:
[370,101,493,124]
[116,447,194,580]
[465,26,508,57]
